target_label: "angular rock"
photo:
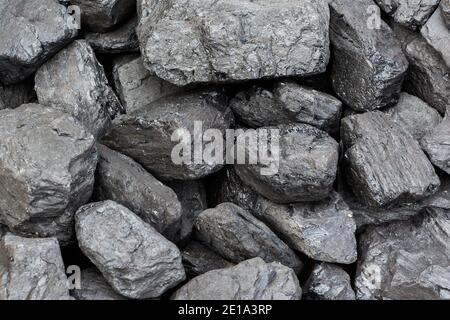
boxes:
[254,193,357,264]
[229,81,342,133]
[137,0,330,86]
[112,57,183,114]
[341,111,440,207]
[355,208,450,300]
[0,80,35,110]
[0,104,97,243]
[75,200,186,299]
[329,0,409,111]
[0,234,70,300]
[421,6,450,68]
[172,258,302,300]
[35,40,123,138]
[85,16,139,54]
[383,92,442,140]
[71,0,136,33]
[182,241,234,278]
[94,144,182,240]
[421,112,450,175]
[0,0,77,84]
[303,263,355,300]
[71,268,126,300]
[235,124,339,203]
[375,0,440,29]
[443,0,450,29]
[102,89,234,180]
[194,203,302,272]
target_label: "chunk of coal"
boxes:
[355,208,450,300]
[172,258,302,300]
[0,104,97,243]
[75,200,186,299]
[229,81,342,133]
[0,80,35,110]
[303,263,355,300]
[85,15,139,54]
[194,203,303,272]
[341,111,440,207]
[102,89,234,180]
[137,0,330,86]
[0,234,71,300]
[71,268,126,300]
[420,112,450,175]
[255,193,357,264]
[421,6,450,68]
[182,241,234,278]
[0,0,77,84]
[112,56,183,114]
[329,0,408,111]
[35,40,123,138]
[383,93,442,140]
[235,124,339,203]
[71,0,136,33]
[374,0,440,30]
[442,0,450,29]
[95,144,182,240]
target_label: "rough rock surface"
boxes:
[303,263,355,300]
[421,112,450,175]
[230,81,342,133]
[0,80,35,110]
[355,208,450,300]
[112,57,183,114]
[85,16,139,54]
[443,0,450,29]
[71,0,136,32]
[102,89,234,180]
[35,40,123,138]
[75,200,186,299]
[194,203,302,272]
[0,234,71,300]
[95,144,182,240]
[375,0,440,29]
[172,258,302,300]
[383,93,442,140]
[341,111,440,207]
[71,268,126,300]
[421,6,450,68]
[254,193,357,264]
[329,0,409,111]
[137,0,330,86]
[0,0,77,84]
[0,104,97,243]
[235,124,339,203]
[182,241,234,277]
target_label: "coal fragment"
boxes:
[71,268,126,300]
[442,0,450,29]
[421,6,450,68]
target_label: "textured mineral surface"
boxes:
[71,268,126,300]
[421,111,450,175]
[421,5,450,68]
[443,0,450,29]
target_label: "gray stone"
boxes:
[35,40,123,138]
[75,200,186,299]
[112,56,183,114]
[421,111,450,175]
[0,0,77,84]
[254,193,357,264]
[137,0,330,86]
[0,104,97,244]
[182,241,234,277]
[383,92,442,140]
[229,81,342,133]
[235,124,339,203]
[85,15,139,54]
[341,111,440,207]
[102,89,234,180]
[194,203,302,272]
[71,268,126,300]
[355,208,450,300]
[71,0,136,33]
[303,263,355,300]
[95,144,182,240]
[421,6,450,68]
[375,0,440,29]
[0,234,71,300]
[442,0,450,29]
[172,258,302,300]
[329,0,408,111]
[0,80,35,110]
